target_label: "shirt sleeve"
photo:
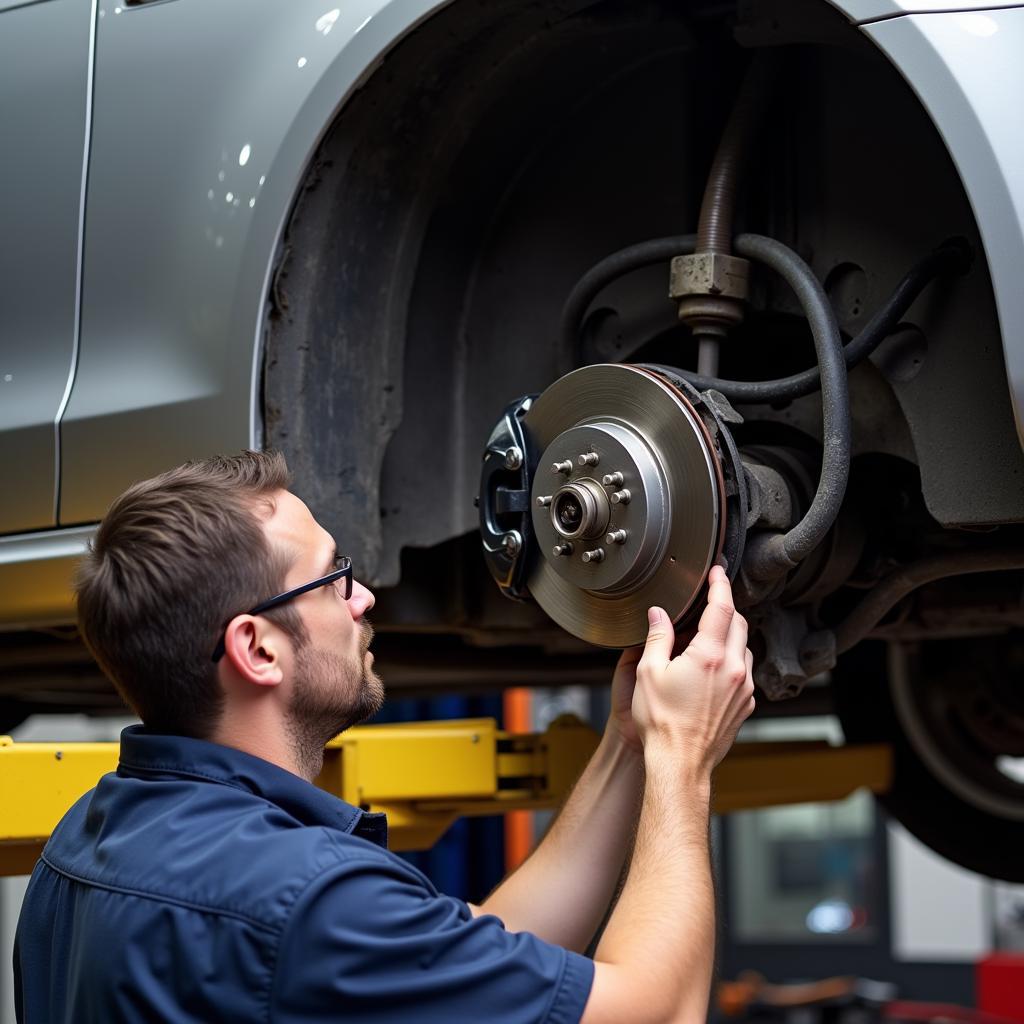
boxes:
[271,851,594,1023]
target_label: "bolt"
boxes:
[578,452,600,467]
[502,533,521,556]
[552,460,573,475]
[553,542,574,557]
[504,447,523,470]
[606,529,628,545]
[602,472,623,487]
[536,495,552,507]
[582,548,605,564]
[610,489,631,505]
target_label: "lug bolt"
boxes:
[552,460,573,475]
[578,452,600,467]
[581,548,605,564]
[536,495,552,507]
[602,472,623,487]
[553,542,574,557]
[504,446,523,470]
[502,533,521,556]
[606,529,628,545]
[610,489,631,505]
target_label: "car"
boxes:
[2,0,1023,880]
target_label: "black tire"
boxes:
[833,638,1024,882]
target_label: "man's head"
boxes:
[76,451,383,767]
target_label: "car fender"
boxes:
[59,0,452,523]
[827,2,1024,442]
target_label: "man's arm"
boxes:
[473,697,644,952]
[584,566,755,1023]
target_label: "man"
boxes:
[14,450,754,1023]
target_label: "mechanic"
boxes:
[13,450,755,1023]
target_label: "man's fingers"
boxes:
[640,606,675,669]
[695,565,735,646]
[725,608,748,662]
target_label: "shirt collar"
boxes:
[117,725,387,847]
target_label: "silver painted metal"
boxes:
[52,0,99,525]
[57,0,454,523]
[536,495,552,507]
[552,542,573,557]
[552,460,573,475]
[0,526,94,629]
[853,8,1024,442]
[577,452,600,466]
[526,364,722,648]
[0,0,93,532]
[601,472,623,487]
[606,529,628,545]
[581,548,605,564]
[610,489,631,505]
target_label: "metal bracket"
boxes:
[478,394,538,600]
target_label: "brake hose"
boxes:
[684,234,850,575]
[561,238,970,403]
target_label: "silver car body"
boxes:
[2,0,1024,625]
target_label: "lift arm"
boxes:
[0,717,891,876]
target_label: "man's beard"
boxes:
[287,620,385,779]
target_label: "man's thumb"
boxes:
[643,607,674,665]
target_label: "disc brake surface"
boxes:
[524,364,724,647]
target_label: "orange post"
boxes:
[502,687,534,871]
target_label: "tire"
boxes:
[833,637,1024,882]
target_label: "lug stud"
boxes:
[552,460,573,475]
[578,452,600,467]
[552,542,574,557]
[610,489,631,505]
[606,529,628,545]
[602,472,623,487]
[504,447,523,470]
[536,495,552,507]
[581,548,605,564]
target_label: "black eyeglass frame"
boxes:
[211,555,353,662]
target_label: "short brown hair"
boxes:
[76,450,306,737]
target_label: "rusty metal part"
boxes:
[676,52,778,367]
[834,547,1024,654]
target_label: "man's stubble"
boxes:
[287,620,385,779]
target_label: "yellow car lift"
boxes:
[0,716,892,877]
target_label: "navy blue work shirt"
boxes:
[14,726,593,1022]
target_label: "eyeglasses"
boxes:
[211,555,353,662]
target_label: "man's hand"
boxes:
[584,566,756,1024]
[608,622,696,756]
[633,564,754,774]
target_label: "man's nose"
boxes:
[349,580,375,617]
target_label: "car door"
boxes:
[0,0,93,533]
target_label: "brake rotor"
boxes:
[524,363,726,647]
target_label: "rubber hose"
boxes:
[560,235,697,362]
[561,239,968,401]
[680,240,971,402]
[563,233,850,576]
[717,234,849,573]
[834,547,1024,654]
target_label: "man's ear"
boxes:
[221,615,286,688]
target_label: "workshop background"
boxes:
[3,689,1022,1024]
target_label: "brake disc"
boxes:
[524,363,726,647]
